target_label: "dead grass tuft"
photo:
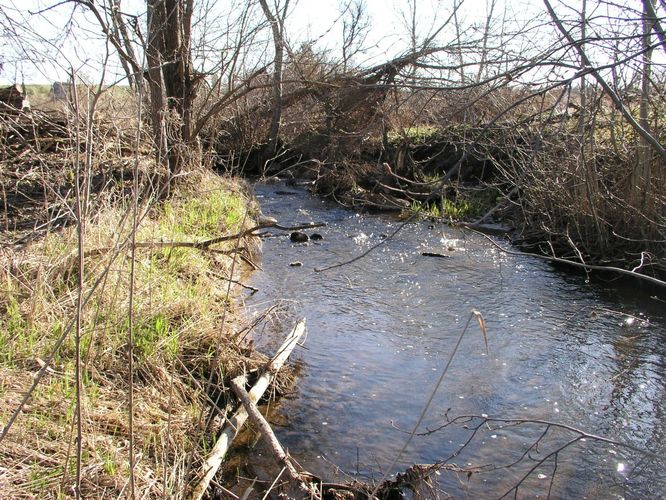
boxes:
[0,145,267,497]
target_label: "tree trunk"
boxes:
[636,0,655,204]
[146,0,200,179]
[259,0,289,174]
[146,0,167,167]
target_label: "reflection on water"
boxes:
[244,183,666,498]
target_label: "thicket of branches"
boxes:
[3,1,663,278]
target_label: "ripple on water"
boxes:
[246,183,666,498]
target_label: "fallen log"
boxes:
[230,377,317,498]
[189,319,306,500]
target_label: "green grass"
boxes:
[159,189,248,240]
[134,313,178,359]
[0,172,252,400]
[408,186,501,221]
[388,125,439,144]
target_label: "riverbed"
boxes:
[243,182,666,498]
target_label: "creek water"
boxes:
[243,182,666,498]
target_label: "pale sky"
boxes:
[5,0,659,90]
[0,0,545,85]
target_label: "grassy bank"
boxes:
[0,169,264,497]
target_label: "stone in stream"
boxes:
[422,251,450,258]
[290,231,309,243]
[289,261,303,267]
[310,233,323,241]
[257,214,278,226]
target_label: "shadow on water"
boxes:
[241,182,666,498]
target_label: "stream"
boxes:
[243,182,666,498]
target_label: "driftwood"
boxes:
[230,378,317,497]
[189,319,306,500]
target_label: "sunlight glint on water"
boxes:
[245,183,666,498]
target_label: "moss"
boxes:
[387,125,439,144]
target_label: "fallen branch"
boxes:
[133,221,326,250]
[189,319,306,500]
[57,221,326,267]
[315,213,418,272]
[472,230,666,288]
[230,378,316,498]
[206,269,258,294]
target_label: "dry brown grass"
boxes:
[0,97,272,497]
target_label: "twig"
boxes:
[419,414,659,459]
[71,68,84,500]
[206,269,258,294]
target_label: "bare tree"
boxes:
[259,0,290,171]
[637,0,656,203]
[340,0,370,72]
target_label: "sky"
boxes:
[4,0,661,91]
[0,0,544,85]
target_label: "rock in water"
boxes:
[290,231,309,243]
[310,233,323,241]
[422,251,450,259]
[257,215,278,226]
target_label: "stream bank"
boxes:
[0,166,289,498]
[235,116,665,284]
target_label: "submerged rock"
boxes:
[290,231,309,243]
[422,251,450,258]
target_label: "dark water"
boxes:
[243,183,666,498]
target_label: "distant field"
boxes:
[24,84,53,96]
[19,83,135,113]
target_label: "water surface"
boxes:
[244,183,666,498]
